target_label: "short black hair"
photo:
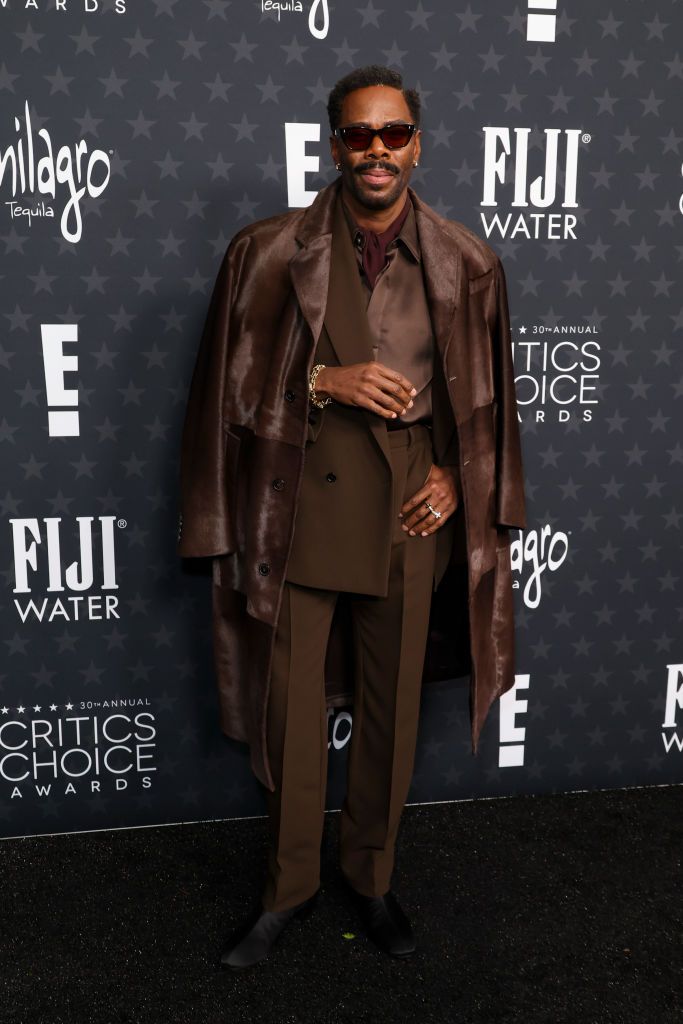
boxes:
[327,65,421,134]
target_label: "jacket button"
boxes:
[326,472,336,483]
[258,562,270,576]
[272,478,285,490]
[284,389,295,402]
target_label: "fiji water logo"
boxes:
[480,126,589,241]
[0,100,112,243]
[10,515,122,623]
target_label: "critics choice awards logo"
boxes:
[513,333,602,425]
[0,700,156,799]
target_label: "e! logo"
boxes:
[498,675,530,767]
[527,0,558,42]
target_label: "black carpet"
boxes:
[1,785,681,1024]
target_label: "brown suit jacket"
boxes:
[285,191,459,594]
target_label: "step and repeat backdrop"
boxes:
[1,0,681,840]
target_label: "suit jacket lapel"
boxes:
[323,191,393,470]
[289,182,392,471]
[288,180,464,470]
[322,191,377,366]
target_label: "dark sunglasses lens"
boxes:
[381,126,413,148]
[342,128,373,150]
[340,125,414,150]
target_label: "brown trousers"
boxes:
[262,424,438,911]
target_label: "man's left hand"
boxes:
[400,464,459,537]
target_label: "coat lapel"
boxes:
[409,193,463,459]
[412,191,474,429]
[287,182,338,355]
[410,190,462,375]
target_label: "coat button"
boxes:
[326,472,336,483]
[258,562,270,576]
[272,478,285,490]
[284,389,295,402]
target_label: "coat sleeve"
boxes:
[492,257,527,530]
[176,240,242,558]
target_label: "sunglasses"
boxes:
[334,123,418,151]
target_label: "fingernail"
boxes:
[408,400,414,408]
[402,524,408,531]
[409,530,415,536]
[391,412,397,418]
[421,531,428,536]
[398,512,403,518]
[410,387,417,396]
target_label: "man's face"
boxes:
[330,85,422,211]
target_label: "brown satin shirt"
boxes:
[342,197,434,431]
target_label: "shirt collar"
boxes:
[342,194,421,263]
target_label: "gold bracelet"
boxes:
[309,363,332,409]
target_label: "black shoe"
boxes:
[347,885,416,958]
[220,890,319,970]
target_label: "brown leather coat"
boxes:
[177,178,527,791]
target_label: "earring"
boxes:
[336,163,341,171]
[413,161,418,167]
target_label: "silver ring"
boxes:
[425,501,442,519]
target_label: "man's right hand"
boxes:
[314,362,417,420]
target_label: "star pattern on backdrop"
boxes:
[0,0,680,837]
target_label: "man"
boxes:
[177,65,526,970]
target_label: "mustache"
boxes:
[355,161,399,175]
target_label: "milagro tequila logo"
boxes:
[510,524,570,610]
[261,0,329,38]
[480,127,589,240]
[10,515,123,622]
[0,99,112,243]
